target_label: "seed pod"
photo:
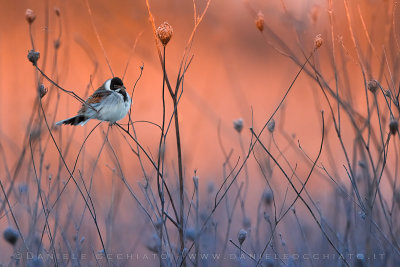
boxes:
[156,22,173,46]
[3,227,18,246]
[367,80,378,94]
[267,119,275,133]
[54,7,61,16]
[262,189,273,205]
[390,118,398,135]
[233,118,244,133]
[237,229,247,246]
[54,39,61,49]
[314,34,323,49]
[27,50,40,65]
[255,11,264,32]
[39,84,47,99]
[25,9,36,24]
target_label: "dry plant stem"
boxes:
[38,100,110,267]
[48,122,101,213]
[182,52,313,265]
[104,134,164,239]
[116,123,179,221]
[122,32,143,81]
[127,64,144,133]
[0,180,28,250]
[229,240,262,266]
[250,129,349,267]
[157,46,167,250]
[328,0,341,133]
[180,159,240,266]
[84,0,114,77]
[34,64,97,112]
[29,138,58,264]
[174,95,185,261]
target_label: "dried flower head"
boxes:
[243,216,251,228]
[54,7,61,16]
[156,22,173,46]
[54,39,61,49]
[185,228,197,242]
[314,34,323,49]
[267,119,275,133]
[262,189,273,205]
[237,229,247,245]
[255,11,264,32]
[3,227,18,246]
[233,118,244,133]
[27,50,40,65]
[146,233,161,253]
[25,9,36,24]
[390,118,398,135]
[39,84,47,99]
[367,80,378,94]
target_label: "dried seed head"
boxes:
[27,50,40,65]
[262,189,273,206]
[314,34,323,49]
[237,229,247,245]
[243,216,251,228]
[3,227,19,246]
[367,80,378,94]
[146,233,161,253]
[54,39,61,49]
[267,119,275,133]
[39,84,47,99]
[54,7,61,16]
[358,160,366,169]
[154,218,163,230]
[156,22,173,46]
[233,118,244,133]
[185,228,197,241]
[390,118,398,135]
[25,9,36,24]
[19,184,28,194]
[255,11,265,32]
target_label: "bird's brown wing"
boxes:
[78,90,112,113]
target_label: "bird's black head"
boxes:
[110,77,124,90]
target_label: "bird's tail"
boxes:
[56,115,89,126]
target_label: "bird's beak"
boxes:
[116,85,126,92]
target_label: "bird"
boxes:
[56,77,131,126]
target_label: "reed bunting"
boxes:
[56,77,131,126]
